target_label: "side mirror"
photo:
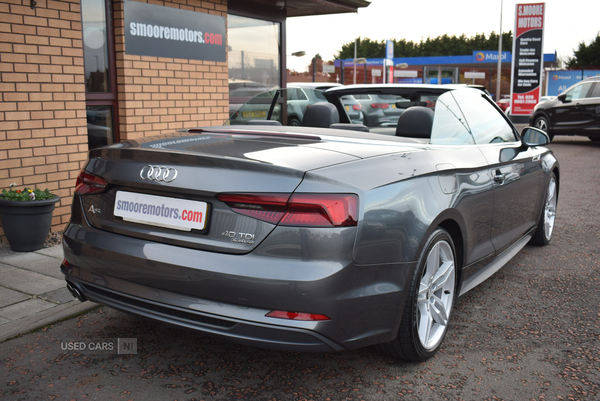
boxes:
[557,93,568,102]
[521,127,550,147]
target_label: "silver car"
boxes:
[63,86,559,361]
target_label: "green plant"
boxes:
[1,183,56,201]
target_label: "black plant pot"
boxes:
[0,196,60,252]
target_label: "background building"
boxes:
[0,0,369,244]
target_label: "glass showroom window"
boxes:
[227,14,281,113]
[81,0,118,149]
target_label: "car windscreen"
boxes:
[431,88,517,145]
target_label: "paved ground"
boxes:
[0,244,97,342]
[0,135,598,400]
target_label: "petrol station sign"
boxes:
[510,3,545,115]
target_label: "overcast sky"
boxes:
[286,0,599,72]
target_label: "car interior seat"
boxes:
[395,106,434,138]
[301,102,340,128]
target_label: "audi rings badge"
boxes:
[140,165,178,183]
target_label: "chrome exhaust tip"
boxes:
[66,281,87,302]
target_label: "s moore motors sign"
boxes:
[510,3,545,115]
[124,1,226,62]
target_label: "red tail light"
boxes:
[371,103,389,109]
[352,104,362,111]
[217,193,358,227]
[75,170,107,195]
[266,310,331,321]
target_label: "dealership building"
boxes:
[0,0,370,244]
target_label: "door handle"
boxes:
[493,171,505,183]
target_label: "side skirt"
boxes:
[459,233,532,296]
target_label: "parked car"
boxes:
[63,85,559,362]
[227,87,364,126]
[228,87,328,126]
[339,95,365,124]
[496,98,510,112]
[344,85,467,128]
[530,75,600,141]
[228,79,268,116]
[353,93,408,127]
[286,82,341,91]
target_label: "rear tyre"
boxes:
[530,172,558,246]
[378,228,457,361]
[288,117,301,126]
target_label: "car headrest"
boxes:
[395,106,434,138]
[301,102,340,128]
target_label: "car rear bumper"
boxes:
[63,272,343,352]
[62,223,414,352]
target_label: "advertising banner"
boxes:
[546,70,600,96]
[124,1,226,62]
[386,40,394,60]
[510,3,545,115]
[472,51,510,63]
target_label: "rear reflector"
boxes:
[266,310,331,321]
[75,171,108,195]
[217,193,358,227]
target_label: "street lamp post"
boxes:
[496,0,503,100]
[353,57,367,85]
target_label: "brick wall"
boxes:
[0,0,229,242]
[0,0,229,245]
[0,0,88,244]
[113,0,229,141]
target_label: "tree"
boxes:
[335,32,513,60]
[566,33,600,68]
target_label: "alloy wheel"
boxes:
[544,176,557,240]
[535,117,548,132]
[417,240,456,350]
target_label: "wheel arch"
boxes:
[552,166,560,196]
[437,219,465,291]
[414,212,466,292]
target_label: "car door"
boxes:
[577,82,600,135]
[552,82,595,135]
[430,90,496,277]
[450,89,543,254]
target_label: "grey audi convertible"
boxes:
[62,85,559,361]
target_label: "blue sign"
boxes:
[546,70,600,96]
[335,52,556,68]
[386,40,394,59]
[396,78,423,84]
[472,51,510,63]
